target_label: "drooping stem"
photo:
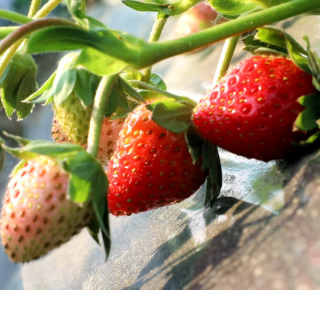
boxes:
[87,75,119,158]
[141,0,320,68]
[141,13,169,83]
[0,19,79,80]
[0,10,33,24]
[0,0,65,84]
[28,0,42,18]
[212,35,240,87]
[34,0,64,18]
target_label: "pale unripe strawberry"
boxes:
[0,156,94,263]
[52,117,125,164]
[53,93,93,145]
[174,1,226,38]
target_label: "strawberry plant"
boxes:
[0,0,320,264]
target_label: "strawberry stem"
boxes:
[28,0,42,18]
[141,13,169,83]
[140,0,320,68]
[33,0,64,19]
[212,35,240,87]
[0,10,33,24]
[81,0,86,13]
[0,0,66,87]
[87,74,119,158]
[0,19,79,80]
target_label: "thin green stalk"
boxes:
[81,0,86,13]
[87,75,119,158]
[0,9,33,24]
[0,0,65,83]
[141,14,168,83]
[0,19,79,78]
[28,0,42,18]
[0,27,19,40]
[212,35,240,87]
[141,0,320,68]
[0,41,24,81]
[34,0,64,18]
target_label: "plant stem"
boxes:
[0,9,33,24]
[28,0,42,18]
[0,0,65,84]
[212,35,240,87]
[0,27,19,40]
[0,19,77,80]
[141,14,168,83]
[87,75,119,158]
[141,0,320,68]
[81,0,87,13]
[34,0,64,19]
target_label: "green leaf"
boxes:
[286,36,310,74]
[26,26,144,69]
[0,60,12,85]
[68,162,98,204]
[107,79,129,117]
[150,74,167,90]
[123,0,204,16]
[202,141,222,207]
[184,125,205,164]
[210,0,296,16]
[54,69,77,106]
[257,26,306,54]
[15,71,36,119]
[297,131,320,147]
[0,139,4,174]
[138,90,166,102]
[74,69,100,107]
[92,172,110,239]
[122,1,171,13]
[24,71,57,103]
[0,53,37,119]
[110,106,130,120]
[209,0,263,15]
[129,80,196,107]
[119,77,145,104]
[148,99,193,133]
[3,131,31,146]
[67,0,85,19]
[86,218,101,245]
[295,93,320,131]
[305,36,320,86]
[75,47,127,77]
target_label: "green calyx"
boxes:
[241,26,320,151]
[25,52,101,144]
[0,52,37,120]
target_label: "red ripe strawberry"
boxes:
[52,117,125,165]
[0,156,94,263]
[193,56,317,162]
[107,105,208,216]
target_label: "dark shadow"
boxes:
[125,198,274,290]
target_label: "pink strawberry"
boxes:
[175,1,226,38]
[52,117,125,164]
[107,105,208,216]
[0,156,94,263]
[193,56,317,162]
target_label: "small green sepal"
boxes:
[0,52,37,119]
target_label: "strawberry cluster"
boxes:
[1,0,320,265]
